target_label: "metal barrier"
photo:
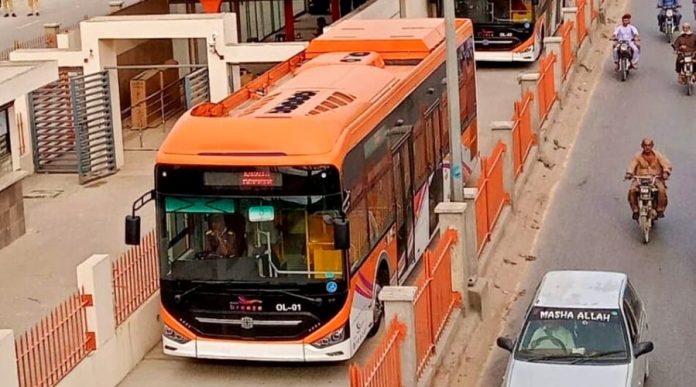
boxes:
[511,91,535,178]
[577,0,589,44]
[184,68,210,109]
[537,53,557,124]
[15,290,95,387]
[560,21,576,79]
[112,229,159,326]
[349,318,406,387]
[475,141,509,255]
[413,228,460,378]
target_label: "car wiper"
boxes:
[570,350,628,364]
[174,284,205,303]
[524,354,583,363]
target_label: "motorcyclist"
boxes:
[658,0,682,32]
[672,22,696,82]
[625,137,672,220]
[613,14,641,70]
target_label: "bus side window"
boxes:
[347,196,369,272]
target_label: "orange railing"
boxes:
[112,229,159,325]
[349,318,406,387]
[475,141,509,255]
[511,91,535,178]
[413,228,461,377]
[537,53,557,123]
[15,290,96,387]
[576,0,588,44]
[560,21,575,79]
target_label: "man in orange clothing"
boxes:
[625,137,672,220]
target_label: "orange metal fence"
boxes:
[15,290,96,387]
[349,318,406,387]
[560,21,575,79]
[537,53,557,123]
[475,141,509,255]
[112,229,159,326]
[577,0,588,44]
[511,91,535,178]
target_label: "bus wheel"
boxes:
[367,269,388,338]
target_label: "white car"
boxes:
[496,271,654,387]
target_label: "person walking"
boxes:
[3,0,17,17]
[26,0,39,16]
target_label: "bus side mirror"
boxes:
[125,215,142,245]
[333,218,350,250]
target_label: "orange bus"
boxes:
[125,18,478,362]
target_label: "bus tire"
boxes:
[367,266,389,338]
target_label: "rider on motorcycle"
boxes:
[625,137,672,220]
[658,0,682,32]
[613,14,641,70]
[672,22,696,82]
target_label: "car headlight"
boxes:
[164,324,191,344]
[311,325,347,349]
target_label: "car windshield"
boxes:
[456,0,534,23]
[515,307,630,364]
[158,193,345,283]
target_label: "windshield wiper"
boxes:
[173,284,205,303]
[570,350,628,364]
[256,289,323,305]
[524,354,583,363]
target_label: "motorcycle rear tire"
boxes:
[622,66,628,82]
[687,79,693,96]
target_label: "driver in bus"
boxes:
[205,214,243,257]
[528,319,577,351]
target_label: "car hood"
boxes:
[505,360,630,387]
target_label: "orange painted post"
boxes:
[576,0,588,44]
[560,21,576,79]
[348,318,406,387]
[537,53,557,123]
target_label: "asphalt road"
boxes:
[0,0,139,49]
[486,4,696,387]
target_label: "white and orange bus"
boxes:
[125,18,478,362]
[443,0,565,61]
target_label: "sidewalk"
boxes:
[0,144,158,333]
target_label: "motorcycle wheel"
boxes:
[621,63,628,82]
[688,78,693,96]
[639,215,651,243]
[667,30,672,43]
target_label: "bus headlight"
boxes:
[164,324,191,344]
[311,325,347,349]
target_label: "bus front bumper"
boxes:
[162,335,353,362]
[474,45,537,62]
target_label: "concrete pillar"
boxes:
[229,64,242,92]
[518,72,540,135]
[380,286,418,387]
[435,202,469,312]
[543,37,563,98]
[43,23,60,49]
[109,1,124,14]
[400,0,428,18]
[566,0,577,6]
[0,330,19,387]
[462,187,479,285]
[172,39,192,79]
[206,35,231,101]
[583,0,592,43]
[77,254,116,347]
[562,8,579,54]
[490,121,515,203]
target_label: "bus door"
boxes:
[389,127,416,283]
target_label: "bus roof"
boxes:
[157,18,473,167]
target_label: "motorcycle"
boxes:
[613,39,634,81]
[627,175,659,243]
[661,6,680,43]
[679,51,695,95]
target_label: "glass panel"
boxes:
[516,307,630,364]
[0,108,9,160]
[348,197,369,271]
[457,0,534,23]
[367,168,394,244]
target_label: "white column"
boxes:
[0,330,19,387]
[543,37,564,96]
[518,73,540,135]
[435,202,469,312]
[380,286,418,387]
[490,121,515,203]
[76,254,116,347]
[562,8,579,54]
[462,187,479,285]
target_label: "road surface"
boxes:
[0,0,139,50]
[483,3,696,387]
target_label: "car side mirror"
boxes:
[125,215,142,245]
[496,337,515,353]
[634,341,654,358]
[333,218,350,250]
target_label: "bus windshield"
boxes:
[159,193,345,283]
[457,0,534,23]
